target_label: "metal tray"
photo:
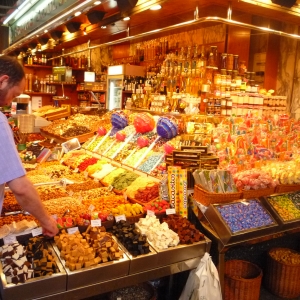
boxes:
[51,242,130,290]
[204,199,279,245]
[261,194,300,231]
[116,237,158,274]
[149,238,211,267]
[0,242,67,300]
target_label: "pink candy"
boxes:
[233,169,277,191]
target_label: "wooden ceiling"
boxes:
[5,0,300,55]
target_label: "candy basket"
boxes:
[242,187,275,199]
[275,183,300,193]
[194,184,242,207]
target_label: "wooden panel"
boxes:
[112,42,130,59]
[264,33,280,90]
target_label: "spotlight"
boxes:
[101,25,106,29]
[123,16,130,21]
[74,11,81,17]
[94,1,101,4]
[150,4,161,10]
[83,28,87,35]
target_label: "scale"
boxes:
[53,83,69,107]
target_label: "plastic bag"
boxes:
[179,252,222,300]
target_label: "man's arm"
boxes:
[7,176,58,237]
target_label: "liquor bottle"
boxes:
[33,53,38,65]
[33,76,40,92]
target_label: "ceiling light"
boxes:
[123,16,130,21]
[150,4,161,10]
[44,29,48,33]
[101,25,106,29]
[83,28,87,35]
[94,1,101,4]
[75,11,81,17]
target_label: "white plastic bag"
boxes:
[179,252,222,300]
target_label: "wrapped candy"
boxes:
[233,169,277,191]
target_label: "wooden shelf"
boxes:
[24,64,52,69]
[24,92,55,95]
[46,82,76,85]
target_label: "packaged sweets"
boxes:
[178,169,188,218]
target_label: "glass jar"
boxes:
[233,55,239,71]
[227,54,233,70]
[221,53,227,69]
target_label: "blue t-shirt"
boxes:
[0,112,26,212]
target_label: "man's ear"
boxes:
[0,75,9,87]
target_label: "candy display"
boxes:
[267,193,300,221]
[216,200,275,233]
[111,221,150,256]
[54,227,124,270]
[233,169,277,191]
[101,168,126,186]
[125,177,159,202]
[111,171,139,190]
[111,203,143,218]
[92,164,116,180]
[136,215,180,250]
[138,153,164,173]
[143,199,170,214]
[163,215,205,244]
[122,147,150,167]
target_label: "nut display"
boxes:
[269,248,300,265]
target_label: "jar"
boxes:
[221,53,227,69]
[214,73,221,86]
[227,54,233,70]
[231,94,238,105]
[226,99,233,107]
[233,55,239,70]
[227,107,232,116]
[226,73,232,86]
[225,87,231,98]
[235,76,242,88]
[237,95,244,104]
[239,60,247,75]
[221,98,227,107]
[221,75,227,86]
[221,107,227,116]
[214,106,221,115]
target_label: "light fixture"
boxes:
[50,30,64,40]
[66,22,82,33]
[101,25,106,29]
[123,16,130,21]
[3,0,38,25]
[94,1,101,4]
[36,43,42,52]
[44,29,48,33]
[150,4,162,10]
[83,28,87,35]
[87,10,106,24]
[74,11,82,17]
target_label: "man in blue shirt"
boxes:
[0,55,58,237]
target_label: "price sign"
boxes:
[3,235,17,245]
[50,138,54,144]
[91,219,101,227]
[32,227,43,237]
[241,201,249,206]
[73,168,79,173]
[166,208,176,215]
[115,215,126,223]
[67,227,79,235]
[108,185,113,191]
[147,210,155,217]
[60,179,67,189]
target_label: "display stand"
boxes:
[194,195,300,298]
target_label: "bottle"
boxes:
[60,49,65,66]
[33,53,38,65]
[28,74,33,92]
[200,84,210,114]
[33,76,41,92]
[38,55,43,65]
[27,52,33,65]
